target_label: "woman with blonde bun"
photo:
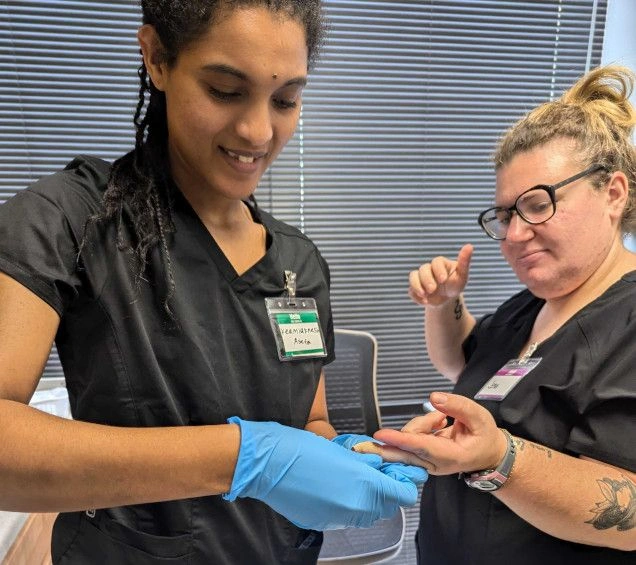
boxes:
[374,65,636,564]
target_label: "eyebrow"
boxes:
[201,63,307,87]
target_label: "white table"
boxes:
[0,511,28,562]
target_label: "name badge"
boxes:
[474,358,541,401]
[265,270,326,362]
[265,298,327,361]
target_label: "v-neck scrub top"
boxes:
[417,277,636,565]
[0,155,335,564]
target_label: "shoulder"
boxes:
[575,271,636,339]
[258,209,314,243]
[259,208,325,257]
[579,271,636,321]
[257,208,331,283]
[24,155,111,217]
[0,156,112,242]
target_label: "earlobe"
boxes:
[137,24,167,91]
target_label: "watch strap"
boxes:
[463,429,516,491]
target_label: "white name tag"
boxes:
[474,358,541,401]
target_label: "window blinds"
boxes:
[1,1,606,421]
[267,0,606,422]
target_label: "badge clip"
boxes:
[285,270,297,306]
[519,342,539,364]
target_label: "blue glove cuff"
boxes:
[223,416,263,501]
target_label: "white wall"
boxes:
[601,0,636,248]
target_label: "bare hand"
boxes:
[372,392,507,475]
[408,244,473,307]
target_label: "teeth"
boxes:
[226,149,255,163]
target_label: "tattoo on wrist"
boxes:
[586,475,636,532]
[512,437,552,459]
[453,298,463,320]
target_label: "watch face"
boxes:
[463,430,516,492]
[468,479,499,491]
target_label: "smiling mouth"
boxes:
[222,147,265,164]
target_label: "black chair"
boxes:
[318,329,405,564]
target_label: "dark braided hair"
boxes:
[84,0,326,318]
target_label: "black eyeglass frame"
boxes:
[477,164,608,240]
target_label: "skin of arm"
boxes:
[409,244,476,382]
[373,392,636,551]
[304,372,338,440]
[423,296,475,382]
[0,272,241,512]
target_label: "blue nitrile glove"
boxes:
[332,433,428,486]
[223,417,421,530]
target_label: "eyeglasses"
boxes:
[477,164,607,240]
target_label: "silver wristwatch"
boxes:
[463,429,516,492]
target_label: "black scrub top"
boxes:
[417,278,636,565]
[0,155,335,565]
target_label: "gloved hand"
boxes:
[332,433,428,485]
[223,417,421,530]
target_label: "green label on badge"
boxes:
[275,312,319,324]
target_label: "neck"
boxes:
[180,185,253,230]
[547,236,636,311]
[532,237,636,342]
[169,152,255,229]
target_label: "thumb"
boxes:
[429,391,492,432]
[385,473,420,507]
[454,243,473,282]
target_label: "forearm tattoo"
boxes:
[513,437,635,532]
[453,297,463,320]
[586,475,636,531]
[512,437,552,459]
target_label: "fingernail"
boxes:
[430,392,448,405]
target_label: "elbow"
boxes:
[441,368,461,384]
[432,361,464,384]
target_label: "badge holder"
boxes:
[265,271,327,361]
[474,342,542,401]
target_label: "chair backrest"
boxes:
[323,329,381,436]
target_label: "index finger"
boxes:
[374,428,434,452]
[373,428,443,469]
[352,440,430,467]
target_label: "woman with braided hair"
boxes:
[0,2,426,563]
[371,65,636,564]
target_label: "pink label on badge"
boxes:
[474,358,542,401]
